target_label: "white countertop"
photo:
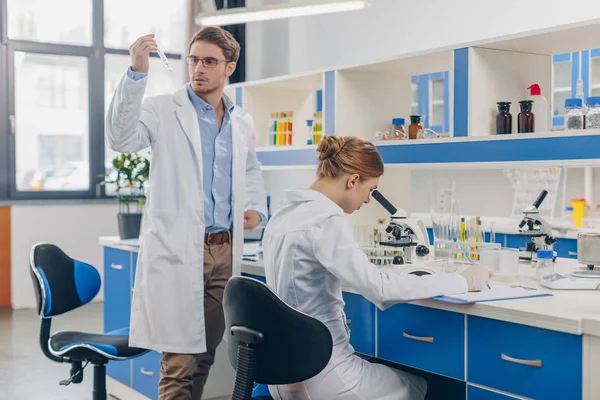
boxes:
[99,236,600,337]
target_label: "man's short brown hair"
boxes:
[189,27,241,63]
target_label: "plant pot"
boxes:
[118,213,143,240]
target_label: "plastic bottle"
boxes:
[536,249,554,280]
[527,84,548,133]
[518,100,535,133]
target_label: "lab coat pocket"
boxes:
[143,210,189,267]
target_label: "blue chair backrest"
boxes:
[29,243,101,318]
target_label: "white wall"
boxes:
[242,0,600,79]
[410,167,599,220]
[11,203,119,309]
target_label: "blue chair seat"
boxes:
[50,327,147,360]
[252,383,272,398]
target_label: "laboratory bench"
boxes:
[99,236,600,399]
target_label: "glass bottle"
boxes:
[518,100,535,133]
[496,102,512,134]
[408,115,423,140]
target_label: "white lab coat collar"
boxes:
[285,189,343,211]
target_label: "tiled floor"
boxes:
[0,302,119,400]
[0,303,234,400]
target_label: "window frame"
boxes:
[0,0,183,201]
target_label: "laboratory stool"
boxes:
[29,243,148,400]
[223,275,333,400]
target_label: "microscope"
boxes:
[516,190,557,263]
[371,190,430,265]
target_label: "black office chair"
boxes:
[223,275,333,400]
[29,243,148,400]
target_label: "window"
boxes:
[104,0,188,53]
[14,53,89,192]
[7,0,92,45]
[0,0,193,200]
[104,54,185,195]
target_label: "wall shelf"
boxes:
[257,130,600,169]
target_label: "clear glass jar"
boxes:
[392,118,406,140]
[585,96,600,129]
[564,98,584,130]
[536,249,554,280]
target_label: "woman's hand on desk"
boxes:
[460,266,493,292]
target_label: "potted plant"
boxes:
[99,153,150,239]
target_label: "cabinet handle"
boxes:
[402,332,434,343]
[110,264,123,270]
[141,368,155,376]
[501,353,542,367]
[568,251,577,256]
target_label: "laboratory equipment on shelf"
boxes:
[268,112,295,146]
[585,96,600,129]
[517,100,535,133]
[527,84,548,133]
[370,190,430,265]
[392,118,407,139]
[564,98,584,130]
[515,190,557,263]
[408,115,423,139]
[312,111,323,144]
[541,232,600,290]
[496,102,512,134]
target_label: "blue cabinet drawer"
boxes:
[103,248,132,333]
[107,359,131,387]
[131,251,138,288]
[554,238,578,259]
[242,273,266,283]
[468,385,520,399]
[504,234,527,251]
[133,351,162,400]
[342,292,375,357]
[468,316,582,399]
[377,304,464,379]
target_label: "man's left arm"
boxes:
[243,115,268,229]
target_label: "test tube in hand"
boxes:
[155,43,173,72]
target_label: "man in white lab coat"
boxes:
[105,27,267,399]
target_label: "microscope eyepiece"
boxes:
[371,190,398,216]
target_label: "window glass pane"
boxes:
[554,61,571,89]
[7,0,92,46]
[552,61,571,116]
[104,54,185,195]
[431,104,444,127]
[553,60,571,116]
[431,78,444,101]
[14,53,89,192]
[411,82,418,116]
[104,0,188,53]
[591,58,600,98]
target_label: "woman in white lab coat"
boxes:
[262,136,491,400]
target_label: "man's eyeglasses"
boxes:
[185,56,229,69]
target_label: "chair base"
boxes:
[93,361,107,400]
